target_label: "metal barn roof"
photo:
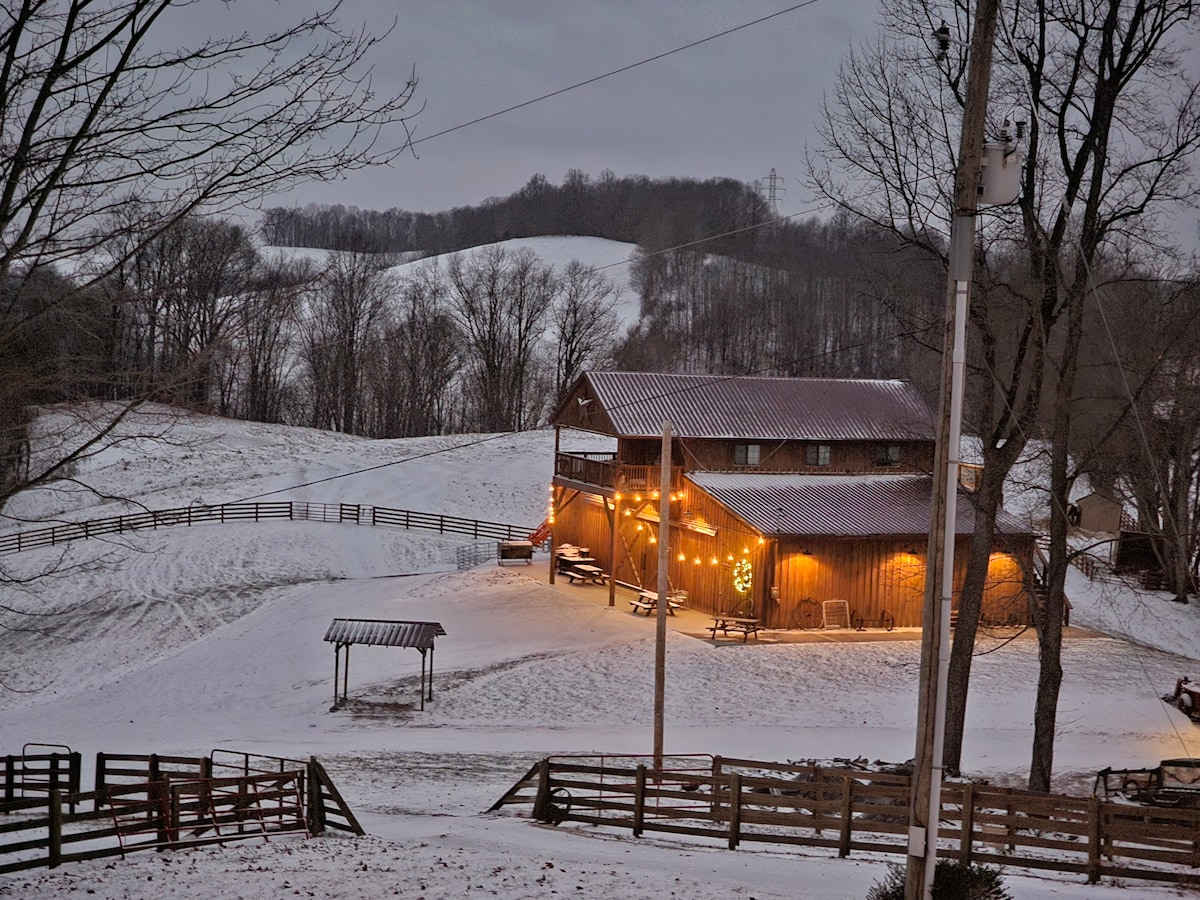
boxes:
[566,372,934,441]
[687,473,1032,538]
[324,618,446,650]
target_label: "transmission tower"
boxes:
[760,167,786,217]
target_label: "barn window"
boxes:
[875,444,902,467]
[734,443,761,466]
[806,444,831,467]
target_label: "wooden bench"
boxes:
[628,599,655,615]
[709,615,760,641]
[566,564,607,585]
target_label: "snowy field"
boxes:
[1,409,1198,898]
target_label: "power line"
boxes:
[407,1,826,150]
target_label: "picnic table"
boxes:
[628,590,682,616]
[708,615,760,641]
[565,563,607,585]
[556,553,596,574]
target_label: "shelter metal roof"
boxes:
[324,618,446,650]
[687,473,1033,538]
[568,372,935,442]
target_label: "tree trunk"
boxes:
[943,472,1003,774]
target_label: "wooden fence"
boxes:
[492,754,1200,887]
[0,501,536,556]
[1,749,363,874]
[3,750,82,808]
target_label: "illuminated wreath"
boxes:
[732,558,753,594]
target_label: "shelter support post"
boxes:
[332,644,339,706]
[420,650,426,711]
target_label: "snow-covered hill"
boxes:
[1,409,1197,899]
[262,235,644,332]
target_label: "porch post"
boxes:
[608,492,620,607]
[550,428,560,585]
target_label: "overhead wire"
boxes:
[405,1,826,151]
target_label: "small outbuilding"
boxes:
[1074,492,1123,533]
[324,618,446,711]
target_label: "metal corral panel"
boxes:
[323,619,446,650]
[688,473,1031,537]
[574,372,934,441]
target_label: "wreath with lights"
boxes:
[732,558,753,595]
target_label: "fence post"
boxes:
[959,783,974,867]
[838,776,852,858]
[633,765,646,837]
[532,759,552,822]
[152,778,169,849]
[94,752,107,807]
[813,766,824,835]
[728,772,742,850]
[149,753,160,782]
[4,754,13,801]
[48,789,62,868]
[711,756,723,820]
[305,758,326,836]
[68,752,81,814]
[1087,795,1101,884]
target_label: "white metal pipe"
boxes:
[923,273,970,895]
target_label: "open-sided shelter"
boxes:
[547,371,1036,629]
[324,618,446,710]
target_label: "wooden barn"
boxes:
[548,372,1035,629]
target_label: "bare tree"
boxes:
[232,257,316,424]
[0,0,417,511]
[443,247,556,432]
[550,261,620,404]
[361,278,460,437]
[301,252,394,434]
[812,0,1200,790]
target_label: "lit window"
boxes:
[806,444,830,467]
[734,443,761,466]
[875,444,902,467]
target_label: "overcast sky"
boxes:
[234,0,880,217]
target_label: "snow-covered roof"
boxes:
[688,472,1032,538]
[557,372,934,441]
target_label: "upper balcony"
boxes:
[554,451,684,495]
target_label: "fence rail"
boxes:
[0,501,536,556]
[494,754,1200,887]
[1,747,362,874]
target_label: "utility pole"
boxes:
[905,3,1001,898]
[653,422,673,772]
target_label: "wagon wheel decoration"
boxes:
[732,558,753,595]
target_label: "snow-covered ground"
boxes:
[1,410,1198,898]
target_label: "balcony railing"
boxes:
[554,453,683,492]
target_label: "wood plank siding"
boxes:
[554,486,1032,629]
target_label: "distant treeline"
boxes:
[262,170,782,261]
